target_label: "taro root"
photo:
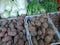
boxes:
[32,37,38,45]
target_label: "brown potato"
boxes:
[45,35,53,43]
[41,14,47,18]
[25,41,29,45]
[30,30,37,36]
[40,18,45,23]
[19,32,23,38]
[37,36,40,40]
[0,32,5,37]
[18,39,24,45]
[47,29,55,35]
[2,36,12,42]
[8,29,16,36]
[38,40,44,45]
[28,26,36,32]
[37,30,42,36]
[32,37,38,45]
[42,22,48,28]
[14,35,19,43]
[6,41,12,45]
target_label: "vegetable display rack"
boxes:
[24,12,60,45]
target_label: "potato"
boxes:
[38,40,44,45]
[19,32,23,38]
[25,41,29,45]
[18,39,24,45]
[45,35,53,42]
[31,21,35,26]
[9,23,14,28]
[42,22,48,28]
[37,36,40,40]
[14,35,19,43]
[37,30,42,36]
[41,14,47,18]
[2,27,7,32]
[6,41,12,45]
[47,29,55,35]
[23,35,26,41]
[35,20,41,26]
[30,30,37,36]
[28,26,36,32]
[22,29,26,35]
[2,36,12,42]
[0,32,5,37]
[8,29,16,36]
[32,37,38,45]
[40,18,45,23]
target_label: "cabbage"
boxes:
[16,0,26,9]
[5,0,12,11]
[18,9,27,15]
[11,1,18,11]
[10,10,17,17]
[1,11,10,18]
[0,0,6,14]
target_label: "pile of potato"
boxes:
[0,16,28,45]
[28,15,58,45]
[50,14,60,32]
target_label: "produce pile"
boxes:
[0,0,27,18]
[28,15,59,45]
[50,13,60,32]
[27,0,58,15]
[0,16,28,45]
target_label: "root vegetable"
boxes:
[39,40,44,45]
[37,30,42,36]
[2,36,12,42]
[42,22,48,28]
[32,37,38,45]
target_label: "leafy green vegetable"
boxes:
[27,0,58,15]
